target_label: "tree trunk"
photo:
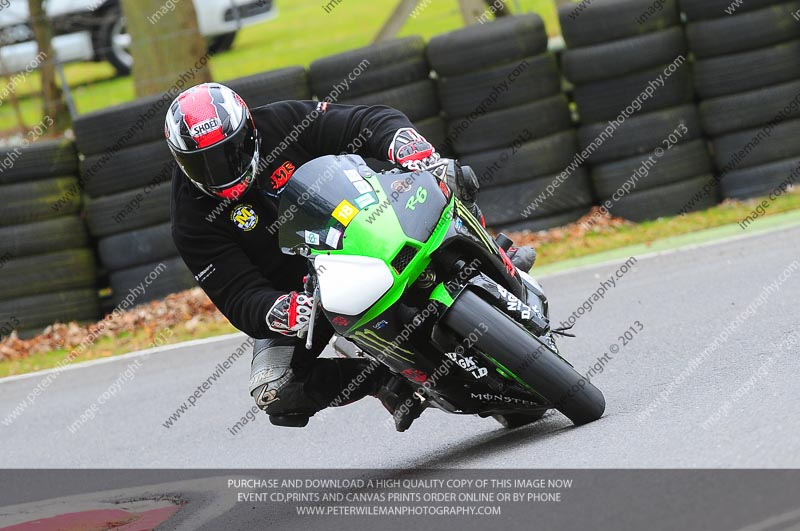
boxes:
[28,0,70,134]
[486,0,511,17]
[459,0,488,24]
[120,0,212,97]
[0,48,28,133]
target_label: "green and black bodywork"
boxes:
[279,154,604,427]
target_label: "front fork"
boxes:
[432,261,558,359]
[444,272,550,336]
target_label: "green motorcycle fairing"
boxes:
[278,154,547,415]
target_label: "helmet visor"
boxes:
[173,119,258,192]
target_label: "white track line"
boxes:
[0,332,247,385]
[538,219,800,280]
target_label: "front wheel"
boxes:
[442,290,605,426]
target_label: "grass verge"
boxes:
[0,320,237,378]
[1,0,558,132]
[530,192,800,266]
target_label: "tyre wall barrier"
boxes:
[310,35,446,171]
[682,0,800,200]
[560,0,717,221]
[0,140,98,339]
[430,13,592,232]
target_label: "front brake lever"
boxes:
[305,283,321,350]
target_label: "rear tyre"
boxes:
[493,411,547,429]
[443,290,605,426]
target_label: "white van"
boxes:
[0,0,277,76]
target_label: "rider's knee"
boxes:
[249,339,322,417]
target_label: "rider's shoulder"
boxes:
[253,99,317,117]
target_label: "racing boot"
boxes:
[249,342,321,428]
[375,373,427,432]
[250,338,388,428]
[495,233,537,272]
[507,245,537,272]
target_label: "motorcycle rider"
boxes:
[166,82,535,432]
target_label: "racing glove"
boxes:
[446,160,480,205]
[267,291,314,336]
[442,160,485,227]
[387,127,441,172]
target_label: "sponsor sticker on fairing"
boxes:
[325,227,342,248]
[331,200,359,226]
[355,193,377,209]
[304,231,320,245]
[352,180,372,194]
[344,169,362,182]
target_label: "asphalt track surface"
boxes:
[3,223,800,469]
[1,224,800,530]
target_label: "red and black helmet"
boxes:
[165,83,260,200]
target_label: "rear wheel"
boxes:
[442,290,605,426]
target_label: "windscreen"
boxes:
[277,155,380,253]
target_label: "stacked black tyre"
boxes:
[309,36,447,170]
[76,99,193,309]
[428,14,593,231]
[0,140,98,339]
[683,0,800,200]
[75,68,311,308]
[225,66,311,109]
[560,0,717,221]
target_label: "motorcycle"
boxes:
[278,154,605,428]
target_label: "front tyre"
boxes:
[493,411,547,428]
[442,290,605,426]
